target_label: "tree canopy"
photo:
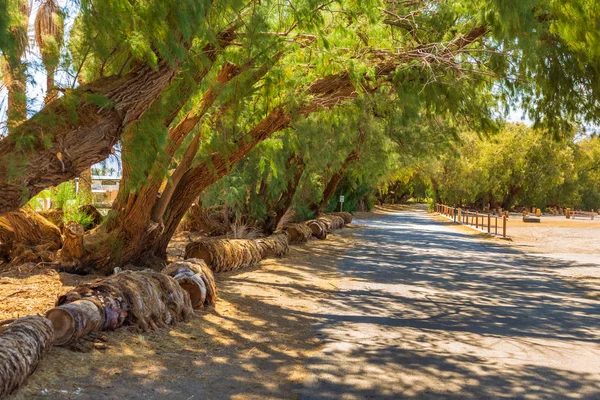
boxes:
[0,0,599,270]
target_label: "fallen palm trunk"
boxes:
[256,232,289,258]
[46,271,193,345]
[185,238,263,273]
[318,215,345,230]
[316,217,333,233]
[331,212,353,224]
[162,259,217,308]
[0,316,54,398]
[305,220,327,240]
[282,223,313,244]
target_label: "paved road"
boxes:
[297,209,600,399]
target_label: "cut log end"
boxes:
[46,300,104,345]
[45,308,76,345]
[179,279,202,308]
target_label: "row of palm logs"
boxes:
[0,212,353,398]
[184,212,353,273]
[0,259,216,398]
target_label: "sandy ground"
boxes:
[433,209,600,299]
[1,204,598,399]
[299,208,600,399]
[3,230,357,399]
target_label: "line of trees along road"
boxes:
[1,0,600,272]
[381,124,600,211]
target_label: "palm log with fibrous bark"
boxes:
[256,232,290,258]
[318,215,345,231]
[184,238,263,273]
[162,259,217,309]
[282,223,313,244]
[331,212,353,225]
[46,270,193,345]
[305,220,328,240]
[0,316,54,398]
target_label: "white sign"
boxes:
[340,195,345,203]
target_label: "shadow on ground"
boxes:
[9,209,600,400]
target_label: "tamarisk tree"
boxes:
[1,0,600,272]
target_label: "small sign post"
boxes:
[339,195,345,212]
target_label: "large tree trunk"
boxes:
[65,25,489,272]
[0,60,180,215]
[262,157,305,234]
[79,168,93,204]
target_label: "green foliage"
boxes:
[63,207,95,230]
[396,123,600,211]
[50,181,77,210]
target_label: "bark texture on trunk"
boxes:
[261,157,305,234]
[0,316,54,399]
[313,150,360,215]
[56,222,87,273]
[0,60,179,215]
[65,25,489,271]
[78,168,93,204]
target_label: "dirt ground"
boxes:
[432,209,600,298]
[2,229,357,399]
[1,205,599,398]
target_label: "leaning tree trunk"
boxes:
[261,157,305,234]
[0,59,180,215]
[310,149,361,216]
[67,26,490,272]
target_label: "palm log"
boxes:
[47,271,193,345]
[282,223,313,244]
[331,212,353,224]
[0,316,54,398]
[185,238,263,273]
[305,220,327,240]
[162,259,217,308]
[256,232,289,258]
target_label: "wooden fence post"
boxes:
[487,214,491,233]
[476,211,479,229]
[503,215,507,238]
